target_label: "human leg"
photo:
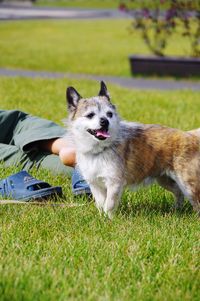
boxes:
[0,110,89,194]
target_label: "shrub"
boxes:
[119,0,200,57]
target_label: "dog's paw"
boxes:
[107,211,115,220]
[102,208,115,220]
[173,202,183,211]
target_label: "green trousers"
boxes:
[0,110,72,176]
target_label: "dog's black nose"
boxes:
[100,117,109,128]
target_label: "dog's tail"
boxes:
[188,128,200,138]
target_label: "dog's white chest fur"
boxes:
[77,149,125,218]
[77,149,122,185]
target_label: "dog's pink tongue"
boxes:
[96,130,110,138]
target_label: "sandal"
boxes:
[72,166,91,196]
[0,171,62,201]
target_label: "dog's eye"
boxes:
[106,111,113,118]
[85,112,95,119]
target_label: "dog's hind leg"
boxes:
[157,176,184,209]
[174,158,200,214]
[175,173,200,215]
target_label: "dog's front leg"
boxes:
[104,181,124,219]
[89,183,107,214]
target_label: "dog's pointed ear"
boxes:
[66,86,82,112]
[98,81,110,100]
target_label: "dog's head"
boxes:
[66,81,120,152]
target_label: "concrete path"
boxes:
[0,5,128,20]
[0,68,199,91]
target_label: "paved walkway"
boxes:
[0,68,199,91]
[0,4,128,20]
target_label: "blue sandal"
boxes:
[0,171,62,201]
[72,166,91,196]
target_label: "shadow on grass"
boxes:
[119,187,194,219]
[120,201,194,218]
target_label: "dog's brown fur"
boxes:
[117,124,200,212]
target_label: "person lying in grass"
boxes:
[0,109,90,198]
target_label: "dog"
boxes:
[66,81,200,218]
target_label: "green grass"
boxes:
[0,76,200,300]
[34,0,175,9]
[0,76,200,129]
[0,20,196,76]
[36,0,120,9]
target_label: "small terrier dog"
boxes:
[66,81,200,218]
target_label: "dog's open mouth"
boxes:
[87,128,110,140]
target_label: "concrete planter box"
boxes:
[129,55,200,77]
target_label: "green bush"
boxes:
[120,0,200,57]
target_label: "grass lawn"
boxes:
[35,0,120,9]
[0,19,196,76]
[0,76,200,300]
[35,0,174,9]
